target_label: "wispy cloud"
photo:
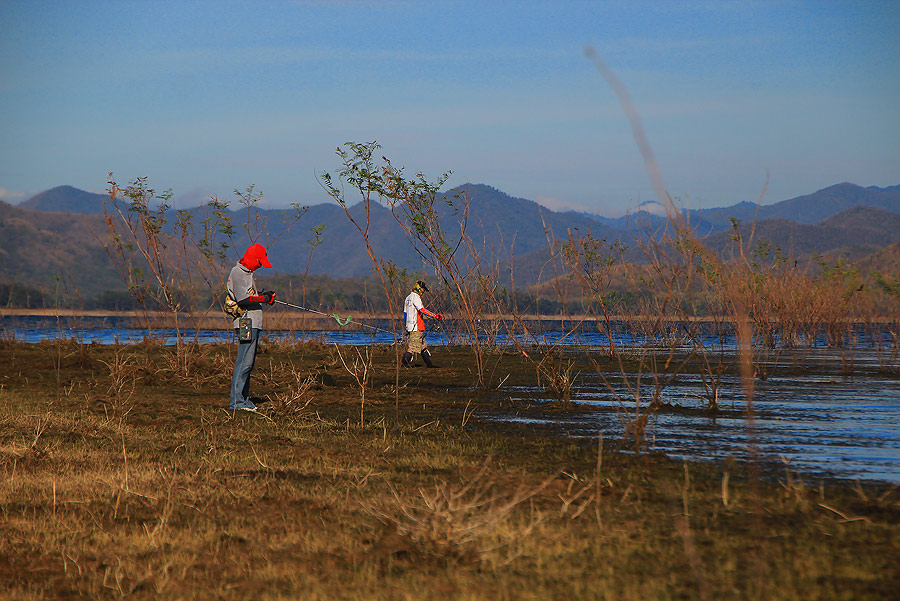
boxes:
[0,187,30,204]
[536,196,591,213]
[148,43,574,71]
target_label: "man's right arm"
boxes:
[238,291,275,307]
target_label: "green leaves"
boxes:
[307,224,326,248]
[874,273,900,298]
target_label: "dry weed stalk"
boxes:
[99,347,137,415]
[572,48,763,451]
[146,469,179,541]
[557,475,595,520]
[334,343,373,425]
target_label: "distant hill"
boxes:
[0,183,617,293]
[20,181,900,232]
[856,240,900,278]
[700,206,900,261]
[443,184,619,255]
[19,185,107,214]
[691,183,900,231]
[249,201,422,278]
[4,181,899,299]
[593,182,900,235]
[509,205,900,286]
[226,183,620,279]
[0,200,122,293]
[761,183,900,222]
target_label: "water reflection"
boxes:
[494,369,900,484]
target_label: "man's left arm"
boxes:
[419,307,442,320]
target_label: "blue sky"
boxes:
[1,0,898,216]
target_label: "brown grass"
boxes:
[0,340,897,600]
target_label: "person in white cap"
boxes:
[402,280,443,368]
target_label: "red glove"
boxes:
[245,290,276,305]
[436,314,443,321]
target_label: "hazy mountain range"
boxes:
[1,182,899,297]
[589,182,900,234]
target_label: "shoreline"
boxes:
[2,307,896,324]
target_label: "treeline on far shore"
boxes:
[1,281,147,311]
[0,276,593,316]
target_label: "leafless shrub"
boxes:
[361,462,554,565]
[871,324,899,375]
[159,342,216,386]
[268,365,317,416]
[536,354,578,403]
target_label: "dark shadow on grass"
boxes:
[224,468,321,482]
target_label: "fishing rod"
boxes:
[273,299,398,337]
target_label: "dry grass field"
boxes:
[1,339,898,600]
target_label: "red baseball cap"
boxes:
[241,244,272,269]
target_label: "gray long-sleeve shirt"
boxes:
[226,263,263,329]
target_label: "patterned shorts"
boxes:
[407,330,426,354]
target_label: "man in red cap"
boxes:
[227,244,276,412]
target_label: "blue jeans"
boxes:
[230,328,260,409]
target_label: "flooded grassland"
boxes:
[0,338,898,600]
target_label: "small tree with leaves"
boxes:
[104,176,308,346]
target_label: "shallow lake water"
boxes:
[5,315,899,484]
[493,363,900,484]
[0,314,402,346]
